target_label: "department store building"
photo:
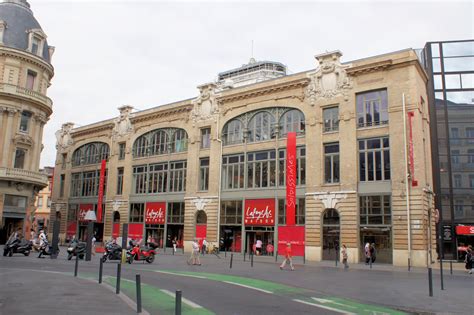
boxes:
[51,49,436,267]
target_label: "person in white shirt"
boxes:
[39,230,47,247]
[202,239,208,255]
[187,238,201,266]
[256,239,263,255]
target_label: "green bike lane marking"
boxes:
[153,270,407,315]
[104,276,214,315]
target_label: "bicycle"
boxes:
[207,242,221,259]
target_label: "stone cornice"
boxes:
[0,46,54,77]
[217,77,310,104]
[71,123,114,138]
[346,60,393,76]
[131,104,193,124]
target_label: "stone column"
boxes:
[2,108,17,167]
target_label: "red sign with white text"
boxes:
[145,202,166,224]
[286,132,297,225]
[97,159,106,222]
[78,204,94,222]
[128,223,144,240]
[278,225,305,256]
[244,199,275,226]
[456,225,474,235]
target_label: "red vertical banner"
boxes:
[97,159,106,222]
[408,112,418,187]
[286,132,297,226]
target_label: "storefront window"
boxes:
[247,150,276,188]
[167,202,185,224]
[277,198,305,225]
[359,137,390,181]
[356,89,388,128]
[220,200,243,225]
[72,142,109,166]
[222,154,244,190]
[129,203,144,223]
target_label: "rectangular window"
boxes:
[468,150,474,164]
[31,37,40,55]
[26,70,36,90]
[47,197,51,207]
[38,197,43,207]
[454,200,464,218]
[59,174,65,197]
[451,150,460,165]
[14,148,26,169]
[167,202,185,224]
[169,161,187,192]
[61,153,67,169]
[222,154,245,190]
[453,174,462,188]
[323,106,339,132]
[129,203,145,223]
[278,198,305,225]
[356,89,388,128]
[118,142,126,160]
[4,195,27,209]
[324,143,340,184]
[116,167,124,195]
[359,195,391,225]
[359,138,390,181]
[132,165,148,194]
[70,170,107,197]
[19,111,32,132]
[147,163,168,193]
[466,128,474,144]
[469,175,474,188]
[278,147,306,186]
[220,200,242,225]
[201,128,211,149]
[67,204,78,222]
[199,158,209,191]
[247,150,277,188]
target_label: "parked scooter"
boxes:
[67,240,86,260]
[38,240,59,258]
[126,241,157,264]
[3,238,32,257]
[101,240,122,263]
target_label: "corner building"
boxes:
[0,0,54,243]
[51,50,435,267]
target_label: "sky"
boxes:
[28,0,473,167]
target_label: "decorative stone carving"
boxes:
[305,51,353,105]
[55,122,74,150]
[313,192,348,209]
[191,197,211,211]
[191,83,219,124]
[112,105,134,139]
[13,133,33,146]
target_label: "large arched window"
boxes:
[279,109,305,137]
[222,120,243,145]
[72,142,109,166]
[248,111,276,143]
[133,128,188,158]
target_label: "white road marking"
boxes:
[161,289,203,308]
[293,299,357,315]
[154,270,207,279]
[222,281,273,294]
[312,297,357,309]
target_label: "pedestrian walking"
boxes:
[92,234,97,256]
[172,237,177,253]
[280,242,294,271]
[256,238,262,255]
[341,244,349,269]
[370,243,376,263]
[187,238,201,266]
[465,245,473,274]
[202,238,208,255]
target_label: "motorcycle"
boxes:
[3,239,32,257]
[67,240,86,260]
[126,241,157,264]
[38,240,59,258]
[101,241,122,263]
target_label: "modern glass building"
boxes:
[422,40,474,259]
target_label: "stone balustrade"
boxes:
[0,167,49,187]
[0,83,53,109]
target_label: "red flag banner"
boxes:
[97,159,106,222]
[408,112,418,187]
[244,199,275,226]
[78,204,93,222]
[145,202,166,224]
[286,132,297,225]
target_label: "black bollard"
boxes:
[369,257,372,269]
[182,246,185,255]
[450,261,453,275]
[172,247,174,255]
[428,267,433,297]
[99,258,103,284]
[244,251,246,262]
[136,274,142,313]
[251,251,254,268]
[175,290,182,315]
[116,263,122,294]
[230,253,233,269]
[335,252,338,267]
[408,258,411,272]
[74,252,79,277]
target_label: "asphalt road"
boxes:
[1,247,472,315]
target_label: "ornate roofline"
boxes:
[131,104,193,124]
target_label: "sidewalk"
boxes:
[0,268,136,315]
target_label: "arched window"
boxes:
[279,109,305,137]
[222,120,243,145]
[196,210,207,224]
[113,211,120,223]
[72,142,109,167]
[248,111,276,143]
[133,128,187,158]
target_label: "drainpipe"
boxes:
[402,93,412,270]
[216,116,223,249]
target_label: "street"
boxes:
[0,248,472,314]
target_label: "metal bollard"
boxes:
[116,263,122,294]
[244,251,246,262]
[230,253,233,269]
[74,253,79,277]
[335,253,338,267]
[182,246,185,255]
[428,267,433,297]
[251,252,254,268]
[136,274,142,313]
[450,261,453,275]
[369,258,372,269]
[99,258,103,284]
[175,290,182,315]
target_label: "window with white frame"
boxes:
[359,137,390,181]
[19,111,32,132]
[323,106,339,132]
[356,89,388,128]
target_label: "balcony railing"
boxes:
[0,83,52,109]
[0,167,49,187]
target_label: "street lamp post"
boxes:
[84,209,97,261]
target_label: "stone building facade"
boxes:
[0,0,54,243]
[51,49,436,267]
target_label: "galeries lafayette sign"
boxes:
[244,199,275,226]
[456,225,474,235]
[145,202,166,224]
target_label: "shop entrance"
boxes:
[166,224,183,248]
[0,217,24,244]
[360,227,392,264]
[145,224,164,247]
[245,227,274,256]
[322,209,340,260]
[220,226,242,252]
